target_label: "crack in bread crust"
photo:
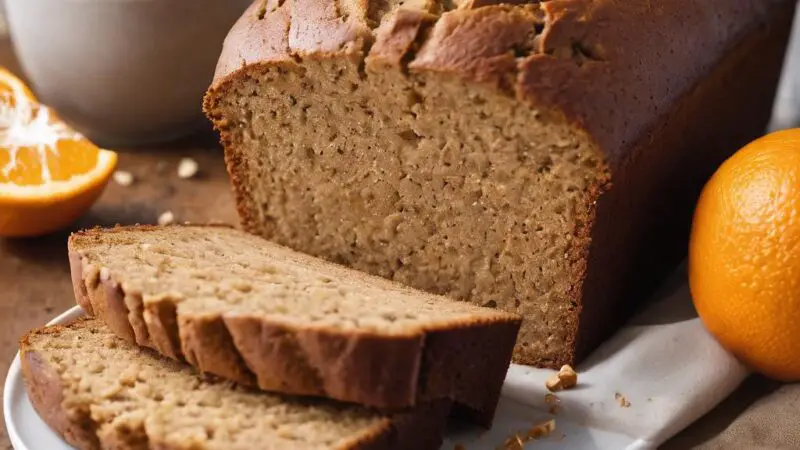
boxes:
[207,0,794,160]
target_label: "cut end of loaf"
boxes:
[204,1,610,368]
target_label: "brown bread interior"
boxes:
[205,0,794,368]
[21,318,449,450]
[212,39,606,366]
[69,225,520,423]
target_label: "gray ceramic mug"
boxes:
[3,0,250,147]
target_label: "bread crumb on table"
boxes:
[157,211,175,226]
[545,393,560,415]
[177,157,199,179]
[496,420,556,449]
[112,170,134,186]
[545,364,579,392]
[497,434,526,450]
[528,419,556,439]
[615,392,631,408]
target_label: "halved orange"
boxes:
[0,68,117,237]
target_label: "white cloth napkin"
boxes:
[770,4,800,132]
[442,266,749,450]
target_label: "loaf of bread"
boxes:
[204,0,795,367]
[68,225,520,425]
[21,318,450,450]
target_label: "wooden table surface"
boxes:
[0,33,795,450]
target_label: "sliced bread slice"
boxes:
[21,318,449,450]
[67,225,521,425]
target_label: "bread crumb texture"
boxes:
[71,225,516,332]
[205,0,792,369]
[205,0,609,368]
[22,319,391,450]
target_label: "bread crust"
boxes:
[203,0,795,368]
[67,225,520,426]
[19,320,452,450]
[208,0,790,165]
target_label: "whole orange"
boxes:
[690,128,800,381]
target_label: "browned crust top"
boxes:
[207,0,791,167]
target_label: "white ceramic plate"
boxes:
[4,306,640,450]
